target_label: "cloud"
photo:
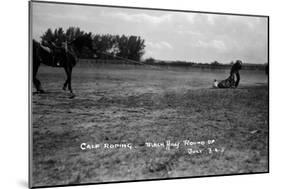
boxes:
[184,14,196,23]
[196,40,227,52]
[32,2,268,63]
[145,41,174,60]
[146,41,173,50]
[104,12,172,24]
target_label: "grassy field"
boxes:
[31,63,268,187]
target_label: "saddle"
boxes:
[40,45,52,54]
[40,43,66,67]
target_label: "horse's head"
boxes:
[69,35,93,54]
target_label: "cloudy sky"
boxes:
[31,2,268,64]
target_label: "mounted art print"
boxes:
[29,1,269,188]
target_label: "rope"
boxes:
[97,51,144,65]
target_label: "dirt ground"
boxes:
[31,63,268,187]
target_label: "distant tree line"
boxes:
[40,27,145,61]
[143,58,267,71]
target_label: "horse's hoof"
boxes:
[69,93,75,99]
[37,89,45,94]
[63,87,67,91]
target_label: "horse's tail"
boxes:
[33,40,41,63]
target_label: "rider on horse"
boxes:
[41,39,69,67]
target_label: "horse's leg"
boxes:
[33,62,44,93]
[62,73,68,91]
[67,66,73,94]
[63,65,74,96]
[63,66,70,91]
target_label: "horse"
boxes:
[32,35,93,96]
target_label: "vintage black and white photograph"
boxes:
[29,1,269,188]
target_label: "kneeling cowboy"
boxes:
[215,60,242,89]
[230,60,242,88]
